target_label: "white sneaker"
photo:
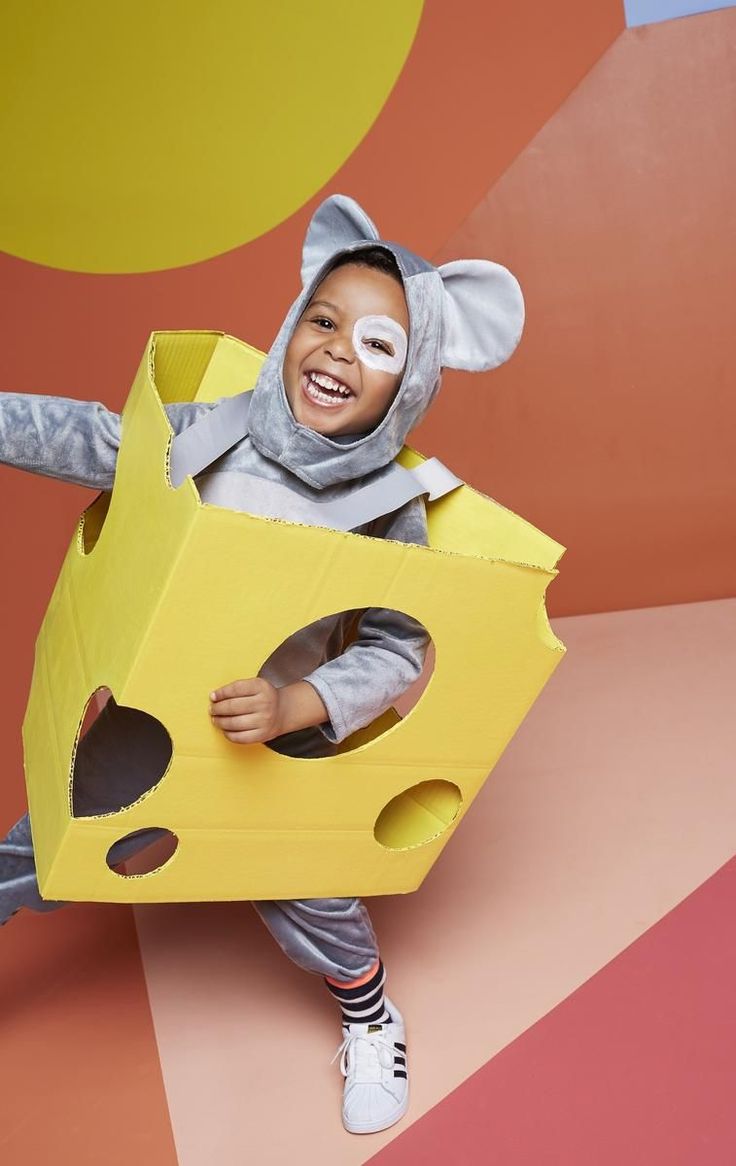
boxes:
[334,995,409,1135]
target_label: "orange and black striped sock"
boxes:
[325,958,391,1027]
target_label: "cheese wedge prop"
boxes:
[23,331,565,902]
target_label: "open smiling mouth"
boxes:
[302,371,354,409]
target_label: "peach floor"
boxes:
[127,598,736,1164]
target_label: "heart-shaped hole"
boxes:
[71,687,173,817]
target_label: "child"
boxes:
[0,194,524,1134]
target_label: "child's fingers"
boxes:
[211,711,264,731]
[210,695,264,717]
[221,726,271,744]
[209,678,264,702]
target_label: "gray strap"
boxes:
[197,457,462,531]
[168,390,462,527]
[304,457,462,531]
[169,392,252,488]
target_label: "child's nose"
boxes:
[324,332,355,363]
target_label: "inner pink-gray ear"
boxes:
[439,259,525,372]
[301,194,381,287]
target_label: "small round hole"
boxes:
[374,780,462,850]
[106,828,178,876]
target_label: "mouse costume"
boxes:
[0,195,524,979]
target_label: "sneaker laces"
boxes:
[332,1029,396,1083]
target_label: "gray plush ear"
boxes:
[439,260,525,372]
[301,194,380,288]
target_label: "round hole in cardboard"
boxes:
[72,689,173,817]
[258,609,434,757]
[374,779,462,850]
[106,828,178,877]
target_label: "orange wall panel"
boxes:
[0,903,178,1165]
[419,9,736,615]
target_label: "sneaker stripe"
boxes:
[394,1069,408,1079]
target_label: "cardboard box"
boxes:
[23,331,565,901]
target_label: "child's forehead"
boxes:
[307,263,409,324]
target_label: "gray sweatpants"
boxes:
[0,704,379,982]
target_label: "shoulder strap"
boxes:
[300,457,462,531]
[168,392,462,527]
[168,392,253,488]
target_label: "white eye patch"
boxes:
[351,315,408,375]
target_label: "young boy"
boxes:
[0,194,524,1134]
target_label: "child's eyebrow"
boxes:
[309,299,339,312]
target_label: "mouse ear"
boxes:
[301,194,381,287]
[438,259,525,372]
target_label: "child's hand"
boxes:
[209,678,284,744]
[209,677,329,745]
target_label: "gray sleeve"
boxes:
[0,392,122,489]
[304,496,431,744]
[0,392,214,490]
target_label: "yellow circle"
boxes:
[0,1,422,273]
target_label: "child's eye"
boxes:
[311,316,334,329]
[365,339,393,355]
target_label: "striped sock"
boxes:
[325,958,392,1027]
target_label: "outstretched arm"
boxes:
[0,392,216,490]
[0,393,122,488]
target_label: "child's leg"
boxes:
[0,809,168,925]
[254,897,409,1134]
[253,896,379,981]
[0,812,63,923]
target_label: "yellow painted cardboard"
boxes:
[23,331,565,902]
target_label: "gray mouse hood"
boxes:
[246,194,525,490]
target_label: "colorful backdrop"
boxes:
[3,0,734,628]
[1,3,735,1164]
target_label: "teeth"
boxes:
[310,372,351,396]
[304,375,350,408]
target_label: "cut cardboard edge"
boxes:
[143,331,567,577]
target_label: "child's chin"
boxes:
[310,416,349,437]
[297,402,352,436]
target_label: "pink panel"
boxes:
[368,855,736,1165]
